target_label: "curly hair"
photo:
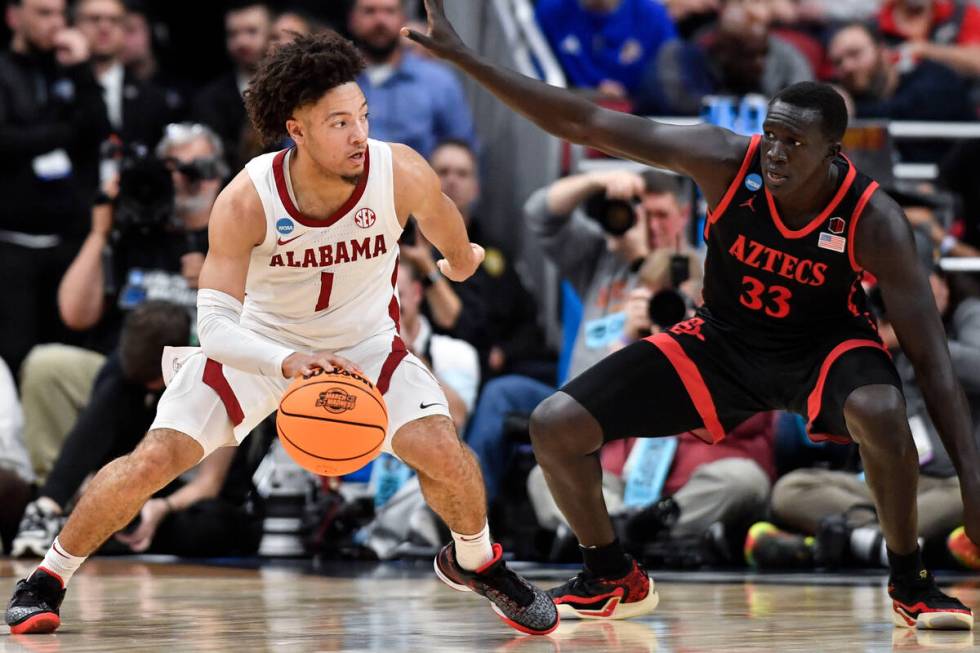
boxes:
[244,32,366,145]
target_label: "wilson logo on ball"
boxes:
[316,388,357,413]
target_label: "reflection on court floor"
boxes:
[1,559,977,652]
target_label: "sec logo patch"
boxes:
[355,208,377,228]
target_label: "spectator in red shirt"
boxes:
[878,0,980,77]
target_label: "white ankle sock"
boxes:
[452,521,493,571]
[37,537,87,587]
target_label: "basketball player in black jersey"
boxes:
[406,0,979,630]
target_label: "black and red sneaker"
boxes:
[548,556,658,620]
[5,568,66,634]
[889,569,974,630]
[434,542,559,635]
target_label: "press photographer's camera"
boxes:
[106,142,225,238]
[112,146,175,237]
[645,253,697,330]
[583,192,638,236]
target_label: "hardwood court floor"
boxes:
[1,558,978,652]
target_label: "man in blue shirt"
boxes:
[348,0,477,158]
[536,0,677,99]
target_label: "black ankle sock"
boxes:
[581,539,632,579]
[887,546,924,579]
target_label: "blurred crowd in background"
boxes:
[1,0,979,574]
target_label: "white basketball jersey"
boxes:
[241,139,402,352]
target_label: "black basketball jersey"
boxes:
[699,134,880,346]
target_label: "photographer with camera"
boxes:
[466,167,695,504]
[18,122,225,482]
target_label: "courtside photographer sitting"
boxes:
[18,123,226,483]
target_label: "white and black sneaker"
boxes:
[10,501,65,558]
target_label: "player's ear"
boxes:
[828,141,841,160]
[286,116,304,144]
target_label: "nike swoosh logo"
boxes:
[419,402,445,410]
[277,234,302,246]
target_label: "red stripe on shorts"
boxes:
[645,334,725,444]
[388,256,401,332]
[805,339,886,442]
[376,336,408,395]
[202,358,245,426]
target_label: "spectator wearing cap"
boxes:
[348,0,476,158]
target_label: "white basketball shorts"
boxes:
[149,330,450,460]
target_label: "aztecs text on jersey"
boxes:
[699,134,880,343]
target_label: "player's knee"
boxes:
[128,429,204,487]
[529,392,599,459]
[394,417,464,482]
[843,385,907,446]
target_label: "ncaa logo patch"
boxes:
[744,173,762,192]
[828,217,845,234]
[276,218,295,236]
[354,207,377,228]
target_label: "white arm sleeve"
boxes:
[197,288,295,378]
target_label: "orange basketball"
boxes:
[276,368,387,476]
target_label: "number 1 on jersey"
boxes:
[316,272,334,311]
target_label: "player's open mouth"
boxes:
[766,170,788,185]
[349,151,365,162]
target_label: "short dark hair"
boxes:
[831,21,883,47]
[431,138,478,168]
[641,170,682,201]
[244,32,366,145]
[119,301,191,384]
[226,0,271,17]
[770,82,849,142]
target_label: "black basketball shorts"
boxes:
[561,316,902,445]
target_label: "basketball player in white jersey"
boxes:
[6,33,558,637]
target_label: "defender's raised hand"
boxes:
[401,0,466,61]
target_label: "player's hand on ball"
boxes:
[282,352,364,379]
[437,243,484,282]
[401,0,466,60]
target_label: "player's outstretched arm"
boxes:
[392,143,484,283]
[404,0,744,194]
[856,194,980,542]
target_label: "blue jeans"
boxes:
[465,375,554,503]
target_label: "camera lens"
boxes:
[583,192,637,236]
[648,289,688,329]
